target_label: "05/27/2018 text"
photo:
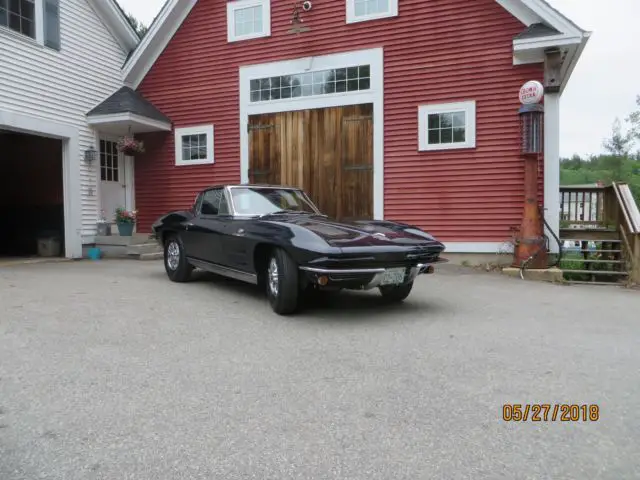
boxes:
[502,404,600,422]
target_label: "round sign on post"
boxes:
[519,80,544,104]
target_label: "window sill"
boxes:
[0,25,43,48]
[0,25,60,52]
[419,142,476,152]
[346,11,398,24]
[175,159,215,167]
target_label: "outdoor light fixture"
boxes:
[288,2,310,34]
[84,146,97,163]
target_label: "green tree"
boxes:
[124,12,148,38]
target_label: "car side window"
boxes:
[218,191,230,215]
[200,188,223,215]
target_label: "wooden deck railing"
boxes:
[560,185,606,227]
[560,183,640,284]
[608,183,640,284]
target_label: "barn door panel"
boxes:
[248,114,280,185]
[340,104,373,221]
[278,110,307,189]
[306,107,342,220]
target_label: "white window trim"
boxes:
[227,0,271,43]
[239,47,384,220]
[418,101,477,151]
[346,0,398,24]
[0,0,44,44]
[174,125,215,166]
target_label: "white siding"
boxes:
[0,0,129,239]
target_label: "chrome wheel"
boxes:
[166,241,180,271]
[268,257,279,296]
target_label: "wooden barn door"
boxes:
[248,103,373,221]
[338,104,373,221]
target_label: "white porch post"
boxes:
[544,93,561,253]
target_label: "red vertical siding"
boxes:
[135,0,545,242]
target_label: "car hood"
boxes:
[265,214,444,249]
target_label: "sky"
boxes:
[116,0,640,158]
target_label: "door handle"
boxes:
[236,228,245,236]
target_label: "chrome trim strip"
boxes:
[187,257,258,285]
[299,266,386,274]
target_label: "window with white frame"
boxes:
[418,101,477,151]
[174,125,215,166]
[0,0,60,49]
[346,0,398,24]
[227,0,270,42]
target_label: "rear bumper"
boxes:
[300,258,448,290]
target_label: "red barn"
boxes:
[89,0,589,254]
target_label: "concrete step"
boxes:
[95,233,153,246]
[126,243,162,256]
[139,252,163,261]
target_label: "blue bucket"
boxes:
[87,247,102,260]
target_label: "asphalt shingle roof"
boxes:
[87,86,172,124]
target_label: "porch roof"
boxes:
[87,87,172,134]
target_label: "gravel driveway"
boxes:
[1,260,639,479]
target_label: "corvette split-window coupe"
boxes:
[152,185,447,315]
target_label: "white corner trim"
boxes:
[543,93,560,254]
[123,0,198,89]
[87,112,172,131]
[418,100,477,151]
[174,124,215,166]
[227,0,271,43]
[346,0,398,24]
[239,47,384,220]
[0,109,82,259]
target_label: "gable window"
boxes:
[250,65,371,102]
[0,0,61,50]
[418,101,477,151]
[174,125,215,166]
[346,0,398,24]
[0,0,36,38]
[227,0,270,43]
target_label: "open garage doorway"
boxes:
[0,130,65,260]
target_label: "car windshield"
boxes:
[229,187,319,216]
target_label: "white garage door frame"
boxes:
[0,109,83,259]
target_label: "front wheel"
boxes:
[379,281,414,303]
[164,234,193,282]
[266,248,300,315]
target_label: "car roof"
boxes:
[203,184,303,191]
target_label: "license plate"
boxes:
[380,267,406,286]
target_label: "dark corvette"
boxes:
[151,184,447,315]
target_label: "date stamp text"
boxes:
[502,404,600,422]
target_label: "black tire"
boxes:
[164,234,193,282]
[266,248,299,315]
[379,281,414,303]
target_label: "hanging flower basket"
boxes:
[116,136,145,156]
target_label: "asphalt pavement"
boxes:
[1,260,639,479]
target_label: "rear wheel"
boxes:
[164,234,193,282]
[266,248,299,315]
[379,281,414,303]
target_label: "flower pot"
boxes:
[119,148,138,157]
[116,221,135,237]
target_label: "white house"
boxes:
[0,0,140,259]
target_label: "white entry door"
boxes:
[99,139,127,229]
